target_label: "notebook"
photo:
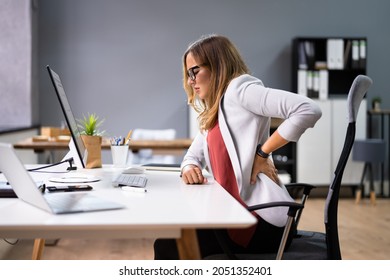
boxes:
[0,143,124,214]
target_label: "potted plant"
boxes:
[77,113,105,168]
[372,97,382,111]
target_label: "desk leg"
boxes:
[176,229,201,260]
[32,239,45,260]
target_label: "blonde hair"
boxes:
[183,34,250,131]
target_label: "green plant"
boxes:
[77,113,105,136]
[372,96,382,104]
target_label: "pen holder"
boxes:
[111,145,129,167]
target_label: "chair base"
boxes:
[205,231,328,260]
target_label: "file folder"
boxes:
[297,70,307,96]
[343,40,352,69]
[359,40,366,69]
[319,70,328,100]
[335,39,344,69]
[306,71,314,98]
[327,39,336,69]
[312,71,319,99]
[327,39,344,70]
[351,40,360,69]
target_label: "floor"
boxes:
[1,198,389,260]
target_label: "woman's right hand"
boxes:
[181,164,207,184]
[250,155,280,185]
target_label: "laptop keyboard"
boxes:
[44,192,124,213]
[45,192,88,212]
[113,174,147,188]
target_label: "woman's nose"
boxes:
[188,77,195,86]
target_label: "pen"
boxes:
[125,130,133,145]
[110,136,127,146]
[121,186,147,193]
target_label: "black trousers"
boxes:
[154,218,296,260]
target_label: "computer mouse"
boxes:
[122,166,146,174]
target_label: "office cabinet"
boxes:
[331,99,366,184]
[292,37,367,185]
[297,99,366,185]
[296,100,331,184]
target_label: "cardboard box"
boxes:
[41,127,60,137]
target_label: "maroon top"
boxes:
[207,122,258,247]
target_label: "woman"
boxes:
[154,34,322,259]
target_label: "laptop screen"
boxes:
[47,65,86,168]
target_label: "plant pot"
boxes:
[373,101,381,111]
[81,135,102,168]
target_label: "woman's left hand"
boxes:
[250,155,279,184]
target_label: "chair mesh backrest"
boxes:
[324,75,372,259]
[347,75,373,122]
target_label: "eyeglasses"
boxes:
[187,64,205,81]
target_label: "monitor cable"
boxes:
[27,157,76,173]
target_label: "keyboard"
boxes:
[113,174,147,188]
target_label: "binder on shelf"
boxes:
[359,39,366,69]
[297,70,307,96]
[306,71,314,98]
[312,71,319,99]
[336,39,344,69]
[319,70,328,100]
[293,37,366,99]
[327,39,336,69]
[298,42,308,69]
[327,39,344,70]
[351,40,360,69]
[343,40,352,69]
[298,70,327,100]
[304,41,315,69]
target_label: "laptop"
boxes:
[0,143,124,214]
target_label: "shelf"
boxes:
[292,37,367,97]
[287,36,368,183]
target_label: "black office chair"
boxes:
[208,75,373,260]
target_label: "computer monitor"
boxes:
[47,65,87,169]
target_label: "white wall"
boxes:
[0,0,38,126]
[37,0,390,139]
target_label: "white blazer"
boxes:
[182,75,321,224]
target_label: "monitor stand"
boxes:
[52,139,100,184]
[61,138,88,170]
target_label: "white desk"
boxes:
[0,165,256,259]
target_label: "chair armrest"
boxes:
[212,201,304,260]
[248,201,304,260]
[247,201,304,218]
[286,183,316,196]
